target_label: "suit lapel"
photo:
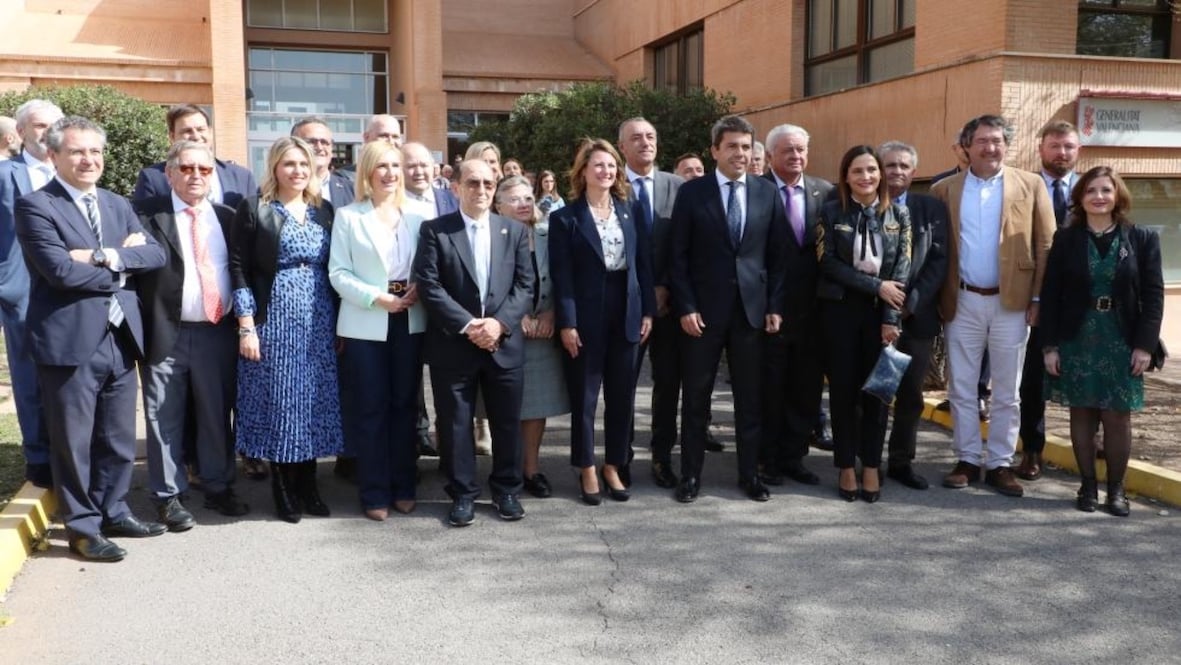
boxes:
[12,161,34,196]
[445,213,479,287]
[154,208,184,259]
[45,182,98,248]
[489,214,511,290]
[945,174,965,264]
[352,200,380,255]
[574,200,606,265]
[98,192,123,245]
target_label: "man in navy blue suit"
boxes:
[403,142,459,220]
[0,99,62,488]
[132,104,258,210]
[668,115,788,503]
[292,117,354,208]
[16,116,168,562]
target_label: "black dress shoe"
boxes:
[739,478,771,502]
[886,465,930,490]
[493,494,525,521]
[523,473,552,498]
[204,489,250,516]
[156,496,196,532]
[602,473,630,502]
[417,433,439,457]
[704,431,724,452]
[101,515,167,538]
[675,477,699,503]
[579,475,602,506]
[25,462,53,489]
[68,534,126,562]
[448,497,475,526]
[651,461,678,489]
[838,487,858,502]
[782,462,821,486]
[859,488,881,503]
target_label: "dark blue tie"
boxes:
[726,181,742,247]
[1053,179,1067,227]
[635,177,653,232]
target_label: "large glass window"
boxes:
[1077,0,1173,58]
[652,26,705,95]
[806,0,915,96]
[1126,178,1181,283]
[446,111,510,165]
[246,0,388,33]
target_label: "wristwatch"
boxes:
[92,248,109,267]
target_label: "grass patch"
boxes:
[0,413,24,510]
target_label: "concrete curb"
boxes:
[922,397,1181,506]
[0,483,55,596]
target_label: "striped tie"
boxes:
[83,194,125,328]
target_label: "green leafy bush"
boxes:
[0,85,169,197]
[470,80,734,190]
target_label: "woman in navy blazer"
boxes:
[549,139,655,504]
[329,142,427,521]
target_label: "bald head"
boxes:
[0,116,18,159]
[364,114,402,147]
[401,142,435,195]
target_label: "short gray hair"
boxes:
[45,116,106,152]
[877,140,918,169]
[401,141,434,165]
[617,117,655,144]
[165,140,214,171]
[710,115,755,147]
[765,124,810,152]
[753,141,765,155]
[14,99,64,129]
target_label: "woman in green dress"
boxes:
[1039,166,1164,517]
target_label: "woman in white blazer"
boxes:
[329,142,426,520]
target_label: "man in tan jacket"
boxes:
[931,114,1056,498]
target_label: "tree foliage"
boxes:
[470,81,734,189]
[0,85,169,197]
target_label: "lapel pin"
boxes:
[500,228,507,235]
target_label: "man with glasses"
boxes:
[291,117,353,207]
[413,159,534,527]
[133,105,258,209]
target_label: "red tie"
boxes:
[187,207,224,324]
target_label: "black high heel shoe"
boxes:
[838,469,858,502]
[602,468,630,502]
[860,467,881,503]
[579,472,602,506]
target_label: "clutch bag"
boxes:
[862,343,913,404]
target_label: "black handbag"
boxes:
[862,343,912,403]
[1149,338,1168,371]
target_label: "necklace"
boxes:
[1088,222,1116,238]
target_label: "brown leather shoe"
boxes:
[942,461,981,489]
[1014,451,1043,481]
[985,467,1024,497]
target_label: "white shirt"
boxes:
[21,149,54,191]
[372,216,413,281]
[320,176,332,203]
[403,188,436,221]
[462,210,491,316]
[715,169,747,236]
[55,177,124,275]
[172,192,232,322]
[624,165,655,207]
[206,166,225,205]
[958,168,1004,289]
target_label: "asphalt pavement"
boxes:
[1,381,1179,664]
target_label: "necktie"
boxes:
[83,195,125,327]
[187,207,224,323]
[783,185,804,245]
[726,181,743,247]
[471,221,489,313]
[635,177,653,232]
[1052,179,1067,227]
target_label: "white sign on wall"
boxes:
[1078,96,1181,147]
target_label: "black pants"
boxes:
[1018,325,1046,454]
[680,298,763,482]
[761,326,823,470]
[822,295,888,470]
[642,312,682,464]
[886,330,935,469]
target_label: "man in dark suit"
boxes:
[0,99,61,488]
[879,141,949,490]
[136,140,250,531]
[617,117,688,488]
[669,115,787,503]
[16,116,168,561]
[412,159,534,527]
[132,104,258,210]
[291,117,354,208]
[759,124,832,489]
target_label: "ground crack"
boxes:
[588,512,623,648]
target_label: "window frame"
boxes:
[805,0,916,96]
[245,0,389,33]
[1076,0,1175,59]
[650,24,705,95]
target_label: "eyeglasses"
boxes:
[177,164,214,176]
[464,179,496,191]
[504,196,535,205]
[303,138,332,146]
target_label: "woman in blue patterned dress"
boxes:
[230,136,343,523]
[1040,166,1164,517]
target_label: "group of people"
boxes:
[0,98,1163,562]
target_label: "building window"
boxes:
[652,27,704,95]
[446,111,510,164]
[1125,178,1181,283]
[806,0,915,96]
[1077,0,1174,58]
[246,0,388,33]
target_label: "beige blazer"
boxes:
[931,166,1056,321]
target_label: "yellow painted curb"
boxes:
[0,483,56,595]
[921,397,1181,506]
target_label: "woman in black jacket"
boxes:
[1039,166,1163,517]
[816,145,911,503]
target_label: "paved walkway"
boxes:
[1,384,1179,663]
